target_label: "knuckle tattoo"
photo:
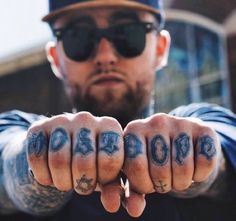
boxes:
[174,133,191,165]
[75,174,94,193]
[198,135,216,160]
[150,134,169,166]
[99,131,120,156]
[27,131,47,157]
[74,128,94,156]
[124,133,143,158]
[49,128,69,152]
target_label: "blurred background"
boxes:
[0,0,236,115]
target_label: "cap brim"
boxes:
[42,1,161,22]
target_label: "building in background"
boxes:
[0,0,236,115]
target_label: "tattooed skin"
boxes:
[174,133,190,165]
[124,133,142,158]
[49,128,69,152]
[75,175,93,193]
[151,135,169,166]
[27,132,47,157]
[3,138,72,215]
[198,135,216,160]
[154,180,167,193]
[100,131,119,155]
[74,128,93,156]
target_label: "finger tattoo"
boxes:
[154,180,167,193]
[27,132,47,157]
[198,135,216,160]
[100,131,119,155]
[124,133,142,158]
[174,133,190,165]
[49,128,69,152]
[151,135,169,166]
[75,175,93,193]
[74,128,94,156]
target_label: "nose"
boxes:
[93,38,118,70]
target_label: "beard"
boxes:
[66,81,151,128]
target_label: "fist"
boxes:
[26,112,124,212]
[123,113,220,194]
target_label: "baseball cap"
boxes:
[42,0,164,26]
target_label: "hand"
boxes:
[123,113,221,217]
[26,112,124,213]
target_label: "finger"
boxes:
[72,126,97,195]
[124,190,146,217]
[123,123,153,194]
[27,129,52,186]
[100,180,121,213]
[48,127,73,191]
[172,132,194,191]
[148,134,171,193]
[97,117,124,185]
[193,132,218,182]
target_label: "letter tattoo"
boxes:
[75,175,93,193]
[198,135,216,160]
[100,131,119,155]
[49,128,69,152]
[151,135,169,166]
[75,128,93,156]
[27,132,47,157]
[174,133,190,165]
[124,133,142,158]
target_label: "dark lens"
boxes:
[113,23,146,58]
[62,26,94,62]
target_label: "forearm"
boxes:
[1,131,72,216]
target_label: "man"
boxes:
[0,0,236,220]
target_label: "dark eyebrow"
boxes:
[109,10,140,24]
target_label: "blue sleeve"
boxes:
[0,110,46,150]
[169,103,236,173]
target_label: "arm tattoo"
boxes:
[124,133,142,158]
[198,135,216,160]
[27,132,47,157]
[174,133,190,165]
[99,131,119,155]
[75,175,93,193]
[49,128,69,152]
[3,135,72,215]
[74,128,94,156]
[151,135,169,166]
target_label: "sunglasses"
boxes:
[53,22,158,62]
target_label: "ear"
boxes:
[45,41,64,80]
[155,30,171,71]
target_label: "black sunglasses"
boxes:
[53,22,158,62]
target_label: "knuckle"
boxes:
[74,111,95,123]
[54,183,72,192]
[125,160,146,176]
[49,154,69,169]
[99,117,122,132]
[35,176,52,186]
[124,120,143,133]
[148,113,169,128]
[173,180,192,191]
[49,115,71,126]
[100,158,121,174]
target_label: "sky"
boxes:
[0,0,52,60]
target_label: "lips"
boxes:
[92,74,124,85]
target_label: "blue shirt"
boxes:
[0,103,236,221]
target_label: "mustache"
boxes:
[88,67,127,77]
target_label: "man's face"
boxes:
[48,7,168,125]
